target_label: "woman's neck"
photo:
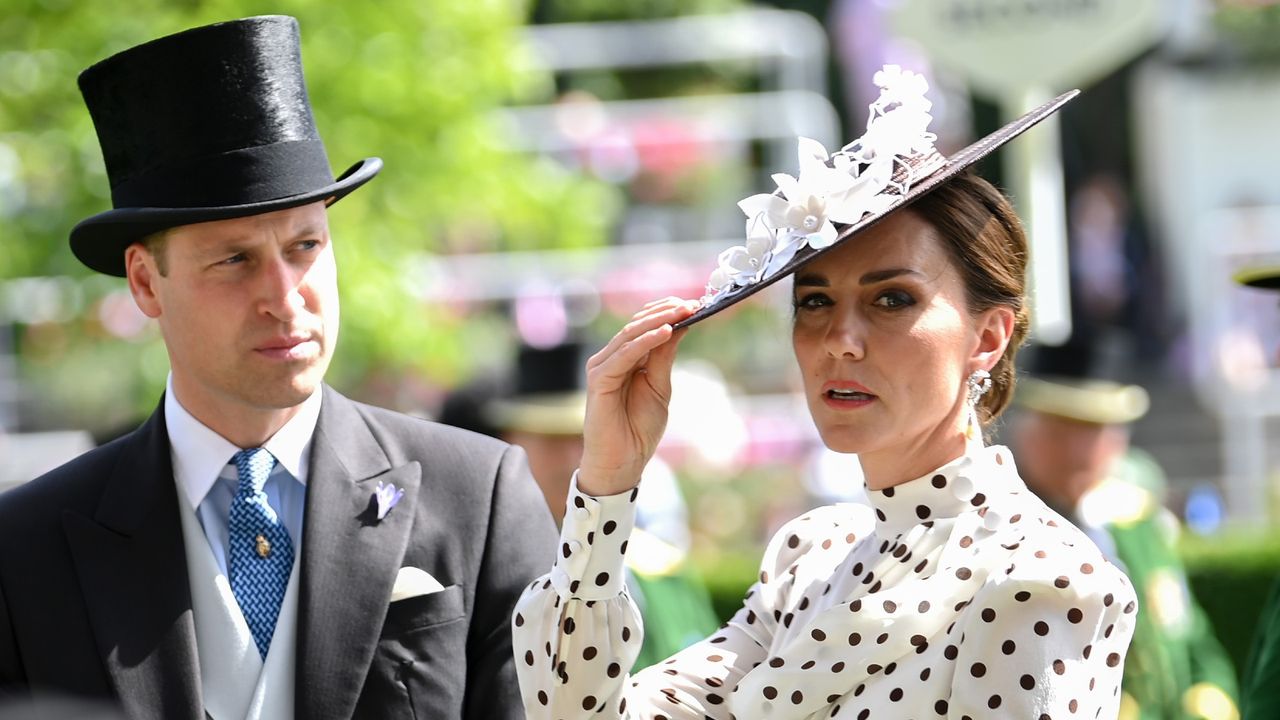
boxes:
[858,412,974,491]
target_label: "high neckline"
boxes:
[863,445,1018,536]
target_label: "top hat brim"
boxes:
[69,157,381,277]
[673,90,1080,330]
[1234,265,1280,290]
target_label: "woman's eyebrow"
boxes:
[794,273,829,288]
[859,268,923,285]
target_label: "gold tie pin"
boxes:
[255,534,271,558]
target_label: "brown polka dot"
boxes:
[971,662,987,677]
[971,493,987,506]
[846,532,857,543]
[956,567,972,580]
[1080,562,1094,574]
[944,645,958,660]
[848,632,862,645]
[867,663,882,674]
[910,634,927,646]
[582,646,597,660]
[914,558,929,573]
[707,693,723,704]
[918,600,931,613]
[1052,659,1066,675]
[1035,621,1050,636]
[791,690,804,704]
[876,632,889,644]
[1103,593,1114,606]
[981,608,996,622]
[850,599,863,612]
[769,657,785,668]
[935,699,949,714]
[563,617,575,634]
[1067,608,1083,624]
[890,687,904,701]
[787,534,800,549]
[832,661,846,672]
[916,505,931,519]
[1107,652,1121,667]
[1010,514,1022,523]
[822,539,832,550]
[920,667,931,681]
[763,686,777,700]
[959,536,974,548]
[799,597,810,611]
[811,628,826,641]
[1124,600,1136,614]
[783,613,794,627]
[801,660,815,670]
[1083,644,1092,659]
[524,650,533,665]
[582,696,597,710]
[932,474,947,487]
[884,600,897,613]
[594,571,610,586]
[1021,674,1036,689]
[619,540,628,554]
[607,662,621,677]
[622,626,631,642]
[569,580,580,593]
[537,690,547,705]
[1015,590,1032,602]
[882,486,895,497]
[1055,575,1070,589]
[1069,698,1078,712]
[995,452,1004,465]
[1002,639,1016,654]
[988,694,1003,709]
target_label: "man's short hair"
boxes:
[139,229,169,276]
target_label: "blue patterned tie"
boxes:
[228,448,294,659]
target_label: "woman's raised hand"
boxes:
[576,297,699,497]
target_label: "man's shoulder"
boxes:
[0,433,133,536]
[332,391,511,462]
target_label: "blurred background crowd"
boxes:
[4,0,1280,716]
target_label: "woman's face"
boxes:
[791,210,1010,477]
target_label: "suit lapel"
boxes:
[62,401,203,720]
[296,388,422,720]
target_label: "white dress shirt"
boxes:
[165,375,319,575]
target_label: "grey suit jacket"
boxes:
[0,386,558,719]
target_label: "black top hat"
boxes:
[674,67,1078,329]
[486,342,590,436]
[70,15,381,276]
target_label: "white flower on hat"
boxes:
[701,64,941,307]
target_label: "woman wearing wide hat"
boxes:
[512,67,1139,718]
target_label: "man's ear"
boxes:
[971,305,1015,373]
[125,243,162,319]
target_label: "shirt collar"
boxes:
[863,444,1019,537]
[165,374,322,510]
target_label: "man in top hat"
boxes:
[439,341,720,669]
[0,16,556,720]
[1011,346,1238,720]
[1231,264,1280,720]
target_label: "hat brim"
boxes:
[69,157,382,277]
[1015,376,1150,425]
[486,392,587,436]
[1233,266,1280,290]
[673,90,1080,330]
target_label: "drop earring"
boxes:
[965,369,991,444]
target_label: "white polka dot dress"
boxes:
[513,445,1138,719]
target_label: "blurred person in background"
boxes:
[1230,263,1280,720]
[439,340,719,669]
[0,16,554,719]
[511,68,1138,719]
[1012,345,1238,720]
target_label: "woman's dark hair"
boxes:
[909,170,1029,425]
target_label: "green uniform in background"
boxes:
[624,528,722,670]
[1072,451,1238,720]
[1240,579,1280,719]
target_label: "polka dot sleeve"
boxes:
[512,479,814,719]
[948,566,1139,718]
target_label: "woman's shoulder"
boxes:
[757,503,876,581]
[981,490,1136,610]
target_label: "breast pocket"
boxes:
[381,583,465,635]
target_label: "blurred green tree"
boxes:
[0,0,618,433]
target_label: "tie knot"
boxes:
[232,447,277,493]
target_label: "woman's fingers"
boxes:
[588,323,674,389]
[587,298,697,371]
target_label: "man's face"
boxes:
[128,201,339,417]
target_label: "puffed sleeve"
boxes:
[948,567,1139,718]
[513,476,815,719]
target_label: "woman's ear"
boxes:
[971,305,1015,373]
[125,243,163,319]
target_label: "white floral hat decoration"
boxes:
[675,65,1079,329]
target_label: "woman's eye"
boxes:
[793,292,832,311]
[872,290,915,309]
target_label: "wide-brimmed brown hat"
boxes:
[70,15,380,277]
[675,66,1077,329]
